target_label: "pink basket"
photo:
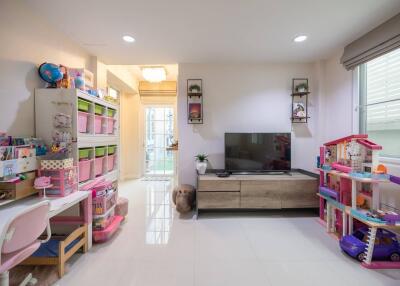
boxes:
[107,154,116,172]
[78,111,89,133]
[37,167,78,197]
[93,190,118,215]
[78,159,92,183]
[95,115,104,134]
[106,117,115,134]
[94,156,105,177]
[93,215,123,243]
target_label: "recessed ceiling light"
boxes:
[294,35,307,43]
[123,35,135,43]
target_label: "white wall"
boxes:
[178,63,320,186]
[319,52,400,212]
[0,0,91,136]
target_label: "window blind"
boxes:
[366,48,400,131]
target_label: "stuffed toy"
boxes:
[172,184,196,213]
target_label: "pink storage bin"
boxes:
[93,215,123,243]
[93,190,118,216]
[106,117,115,134]
[78,111,89,133]
[37,167,78,197]
[107,154,116,172]
[94,156,105,177]
[78,159,92,183]
[95,115,104,134]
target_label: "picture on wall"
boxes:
[188,103,202,119]
[293,102,306,118]
[187,79,202,94]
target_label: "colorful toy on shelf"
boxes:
[340,228,400,262]
[318,134,400,269]
[38,62,64,88]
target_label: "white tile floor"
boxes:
[57,179,400,286]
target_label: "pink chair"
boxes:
[0,201,51,286]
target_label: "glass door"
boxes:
[144,106,174,176]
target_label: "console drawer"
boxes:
[197,180,240,192]
[197,192,240,209]
[240,180,281,208]
[280,180,318,208]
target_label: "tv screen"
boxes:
[225,133,291,172]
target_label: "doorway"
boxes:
[144,106,175,176]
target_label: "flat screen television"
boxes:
[225,133,291,172]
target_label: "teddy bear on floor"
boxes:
[172,184,196,213]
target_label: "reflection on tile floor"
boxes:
[58,179,400,286]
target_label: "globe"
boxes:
[38,63,63,86]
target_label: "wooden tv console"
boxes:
[196,171,318,210]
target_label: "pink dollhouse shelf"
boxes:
[362,261,400,269]
[324,134,368,146]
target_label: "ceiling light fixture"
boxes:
[142,67,166,83]
[122,35,135,43]
[294,35,307,43]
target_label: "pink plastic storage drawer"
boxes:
[37,167,78,197]
[107,154,116,172]
[93,215,123,243]
[93,206,115,230]
[94,156,105,177]
[78,111,89,133]
[78,159,92,183]
[106,117,115,134]
[94,115,104,134]
[93,190,118,216]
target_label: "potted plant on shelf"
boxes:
[195,153,208,174]
[295,82,308,93]
[189,84,201,93]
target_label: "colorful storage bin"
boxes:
[95,104,104,115]
[93,190,118,215]
[107,154,116,172]
[78,111,89,133]
[107,108,115,117]
[94,115,103,134]
[93,205,115,230]
[93,215,123,243]
[78,99,90,112]
[106,117,115,134]
[108,145,116,155]
[78,159,92,183]
[94,156,105,177]
[37,166,78,197]
[95,146,106,157]
[79,148,91,160]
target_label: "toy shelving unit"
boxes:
[318,134,400,269]
[35,88,120,247]
[318,135,400,269]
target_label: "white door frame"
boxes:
[140,103,177,177]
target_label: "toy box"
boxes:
[41,158,73,170]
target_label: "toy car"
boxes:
[340,227,400,262]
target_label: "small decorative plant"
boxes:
[295,83,308,92]
[195,154,208,174]
[195,154,208,162]
[189,84,201,93]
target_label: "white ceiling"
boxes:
[24,0,400,64]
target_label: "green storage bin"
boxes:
[79,148,91,160]
[95,146,106,157]
[108,145,117,155]
[107,108,115,117]
[95,104,105,115]
[78,99,90,112]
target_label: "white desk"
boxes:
[0,191,92,249]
